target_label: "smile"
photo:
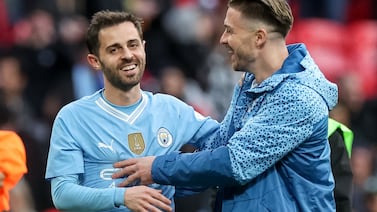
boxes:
[121,64,137,71]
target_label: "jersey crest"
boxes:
[157,127,173,147]
[128,133,145,155]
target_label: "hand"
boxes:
[112,156,156,187]
[124,185,172,212]
[0,172,4,187]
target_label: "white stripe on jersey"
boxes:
[95,93,148,124]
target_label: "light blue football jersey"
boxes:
[45,89,219,211]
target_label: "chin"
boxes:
[232,64,241,71]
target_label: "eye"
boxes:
[129,42,139,49]
[109,48,118,54]
[224,27,232,34]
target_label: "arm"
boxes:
[114,84,325,187]
[51,174,171,212]
[164,94,220,150]
[113,147,238,187]
[151,84,326,186]
[46,110,171,211]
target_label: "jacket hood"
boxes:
[246,43,338,110]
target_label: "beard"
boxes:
[232,47,255,72]
[100,60,144,91]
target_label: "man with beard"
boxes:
[45,11,219,212]
[112,0,339,211]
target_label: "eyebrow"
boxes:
[127,39,141,44]
[105,43,122,50]
[224,24,232,30]
[105,38,141,49]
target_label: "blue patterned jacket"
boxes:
[152,43,338,211]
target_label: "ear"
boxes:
[87,54,101,70]
[142,40,146,51]
[255,28,268,48]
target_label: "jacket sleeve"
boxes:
[152,82,329,186]
[223,83,329,184]
[152,147,239,187]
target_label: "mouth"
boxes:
[226,46,234,55]
[120,64,137,71]
[226,48,235,57]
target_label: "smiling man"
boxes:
[45,11,219,212]
[112,0,339,211]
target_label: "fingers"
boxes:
[113,157,155,186]
[118,173,139,187]
[112,164,145,187]
[113,158,136,168]
[125,186,172,212]
[112,164,135,179]
[151,192,172,212]
[146,200,172,212]
[145,189,172,212]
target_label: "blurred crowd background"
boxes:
[0,0,376,211]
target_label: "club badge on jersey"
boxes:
[157,127,173,148]
[128,133,145,155]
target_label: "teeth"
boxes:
[121,64,136,71]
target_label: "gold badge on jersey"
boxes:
[128,133,145,155]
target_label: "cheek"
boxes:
[230,38,244,51]
[105,56,120,65]
[137,51,146,61]
[137,53,147,67]
[100,58,118,72]
[233,43,247,57]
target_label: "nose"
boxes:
[121,48,133,60]
[219,32,227,45]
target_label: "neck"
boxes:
[103,85,142,106]
[252,41,288,84]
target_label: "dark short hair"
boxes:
[228,0,293,37]
[86,10,144,56]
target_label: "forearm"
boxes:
[152,146,239,187]
[51,175,126,211]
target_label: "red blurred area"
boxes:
[287,18,377,99]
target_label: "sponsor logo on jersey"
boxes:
[100,168,120,180]
[97,140,115,152]
[128,133,145,155]
[157,127,173,147]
